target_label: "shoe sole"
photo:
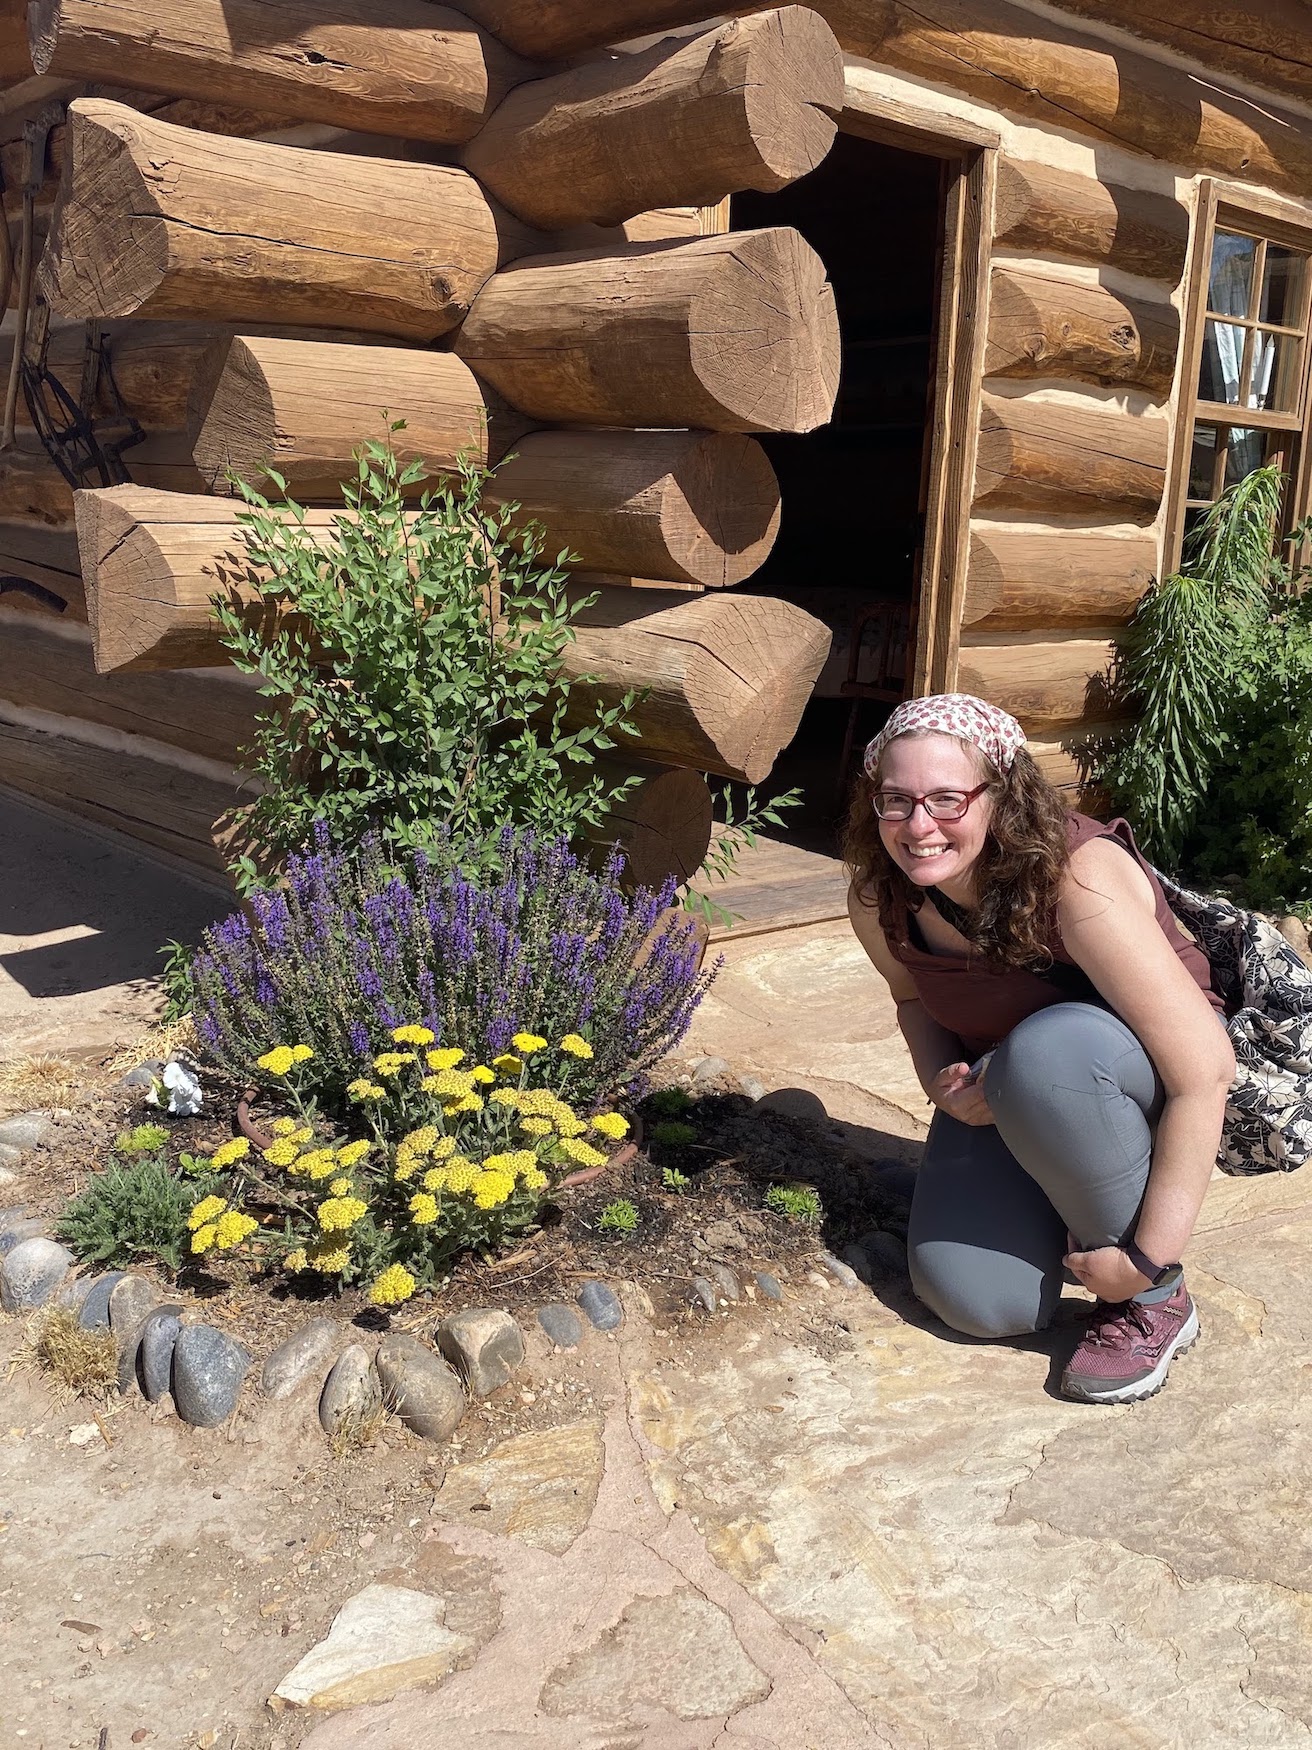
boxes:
[1060,1304,1200,1405]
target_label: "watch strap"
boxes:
[1124,1238,1179,1285]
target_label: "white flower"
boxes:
[145,1058,203,1117]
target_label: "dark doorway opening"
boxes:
[730,131,949,849]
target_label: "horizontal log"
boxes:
[37,100,501,341]
[0,713,238,873]
[463,8,842,232]
[956,634,1125,732]
[963,527,1156,631]
[0,0,31,79]
[0,521,85,618]
[985,267,1179,399]
[487,431,780,588]
[563,586,831,783]
[452,0,726,57]
[973,395,1167,522]
[456,229,840,433]
[28,0,526,145]
[1026,722,1119,801]
[1038,0,1312,106]
[189,337,496,498]
[585,758,714,889]
[0,609,258,763]
[550,209,702,252]
[992,160,1190,286]
[0,439,74,526]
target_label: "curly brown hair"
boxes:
[842,738,1073,969]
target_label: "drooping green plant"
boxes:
[213,428,641,890]
[56,1154,201,1271]
[1101,466,1293,868]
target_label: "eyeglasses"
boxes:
[872,782,992,822]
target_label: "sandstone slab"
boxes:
[275,1584,471,1711]
[435,1421,603,1555]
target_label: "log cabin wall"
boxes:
[0,0,1309,877]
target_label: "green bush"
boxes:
[646,1086,694,1119]
[57,1155,199,1271]
[157,939,195,1024]
[649,1120,697,1151]
[214,431,641,889]
[597,1198,640,1236]
[764,1183,824,1226]
[115,1124,170,1158]
[660,1166,691,1193]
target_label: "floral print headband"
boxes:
[863,693,1027,778]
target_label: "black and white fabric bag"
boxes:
[1155,871,1312,1174]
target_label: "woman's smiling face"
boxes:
[874,732,994,894]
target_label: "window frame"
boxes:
[1165,181,1312,574]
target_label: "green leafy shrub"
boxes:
[764,1183,824,1226]
[597,1198,640,1235]
[660,1166,691,1193]
[157,939,195,1024]
[684,785,803,927]
[57,1155,198,1271]
[178,1024,635,1303]
[214,433,641,888]
[1101,466,1312,906]
[646,1086,693,1119]
[115,1124,170,1157]
[649,1120,697,1150]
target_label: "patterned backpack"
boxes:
[1155,871,1312,1174]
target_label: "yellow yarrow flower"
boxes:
[472,1169,515,1209]
[422,1166,450,1192]
[300,1149,340,1181]
[444,1159,479,1194]
[429,1135,456,1161]
[556,1115,587,1138]
[488,1087,521,1109]
[511,1032,546,1055]
[402,1126,439,1155]
[408,1192,438,1226]
[318,1196,367,1233]
[257,1045,295,1076]
[559,1033,594,1059]
[426,1047,465,1071]
[519,1116,553,1137]
[188,1194,227,1231]
[470,1064,496,1085]
[424,1069,474,1099]
[372,1051,416,1076]
[446,1092,484,1114]
[521,1166,549,1192]
[210,1136,250,1169]
[284,1248,308,1273]
[492,1053,523,1078]
[329,1176,353,1197]
[368,1263,416,1307]
[393,1153,419,1183]
[261,1138,302,1169]
[290,1044,314,1063]
[557,1137,607,1169]
[213,1210,258,1249]
[392,1024,435,1046]
[347,1079,386,1102]
[270,1116,300,1137]
[191,1223,218,1255]
[590,1112,630,1141]
[307,1240,350,1273]
[336,1139,371,1169]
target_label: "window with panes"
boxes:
[1182,216,1312,547]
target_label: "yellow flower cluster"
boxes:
[512,1032,547,1053]
[559,1034,594,1059]
[188,1195,226,1230]
[307,1240,350,1273]
[488,1087,521,1109]
[337,1139,372,1169]
[270,1117,301,1137]
[318,1195,368,1233]
[471,1065,496,1085]
[285,1247,308,1272]
[423,1068,474,1099]
[422,1155,474,1191]
[492,1053,523,1078]
[372,1051,416,1077]
[329,1176,353,1197]
[210,1137,250,1169]
[295,1148,339,1181]
[473,1169,516,1209]
[426,1047,465,1071]
[556,1136,608,1170]
[256,1043,313,1076]
[516,1088,586,1137]
[188,1195,259,1254]
[519,1116,553,1137]
[368,1263,416,1306]
[408,1192,438,1226]
[347,1079,386,1102]
[392,1024,435,1046]
[590,1112,629,1141]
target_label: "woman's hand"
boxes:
[1064,1242,1152,1302]
[930,1061,994,1126]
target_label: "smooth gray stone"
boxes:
[435,1308,525,1399]
[57,1274,97,1317]
[871,1161,919,1209]
[0,1217,48,1256]
[861,1230,910,1278]
[0,1143,21,1170]
[739,1077,767,1103]
[172,1324,251,1427]
[841,1243,873,1287]
[375,1333,466,1442]
[690,1274,718,1314]
[819,1250,863,1291]
[0,1237,73,1312]
[576,1280,623,1331]
[109,1274,158,1337]
[119,1060,163,1092]
[537,1303,583,1349]
[0,1114,52,1153]
[261,1318,343,1401]
[754,1271,784,1302]
[0,1204,29,1234]
[319,1344,381,1437]
[709,1262,740,1302]
[77,1271,126,1331]
[140,1306,185,1403]
[692,1056,729,1083]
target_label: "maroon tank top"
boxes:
[886,813,1225,1056]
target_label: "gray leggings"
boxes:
[908,1002,1166,1339]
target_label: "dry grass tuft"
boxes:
[329,1384,396,1460]
[103,1016,201,1082]
[28,1305,119,1399]
[0,1054,82,1119]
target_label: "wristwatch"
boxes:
[1124,1238,1182,1287]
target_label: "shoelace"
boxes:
[1085,1300,1155,1347]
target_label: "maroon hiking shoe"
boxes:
[1061,1277,1200,1405]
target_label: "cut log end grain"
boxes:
[585,759,714,890]
[456,228,840,435]
[488,430,780,588]
[189,335,493,498]
[37,99,500,340]
[463,7,843,232]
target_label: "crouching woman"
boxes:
[845,694,1235,1404]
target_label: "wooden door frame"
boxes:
[839,93,998,697]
